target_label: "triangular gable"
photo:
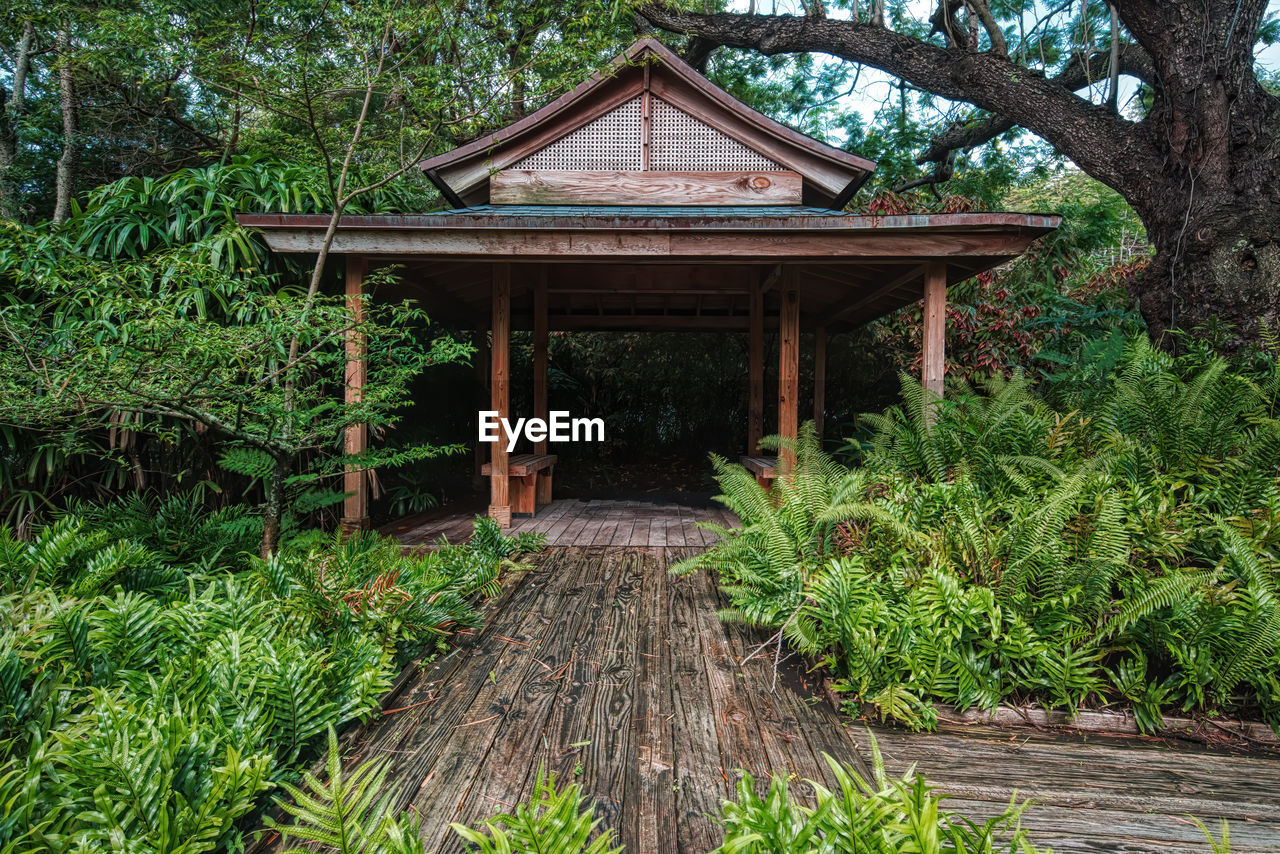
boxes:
[419,39,875,208]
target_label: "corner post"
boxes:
[748,277,764,453]
[778,270,800,474]
[341,256,370,533]
[813,325,826,440]
[922,261,947,400]
[488,264,512,526]
[533,267,549,455]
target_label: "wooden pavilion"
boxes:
[239,38,1059,530]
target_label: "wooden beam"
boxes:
[778,271,800,474]
[490,170,803,206]
[814,325,826,440]
[748,279,764,453]
[342,256,369,533]
[533,268,549,455]
[489,264,512,526]
[641,63,652,171]
[827,263,927,325]
[923,261,947,399]
[258,226,1047,263]
[511,314,783,331]
[759,264,782,294]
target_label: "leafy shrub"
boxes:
[268,727,425,854]
[0,505,539,854]
[714,740,1040,854]
[451,767,624,854]
[680,339,1280,732]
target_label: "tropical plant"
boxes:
[682,339,1280,732]
[0,244,471,556]
[0,504,537,854]
[714,739,1041,854]
[268,727,425,854]
[451,766,624,854]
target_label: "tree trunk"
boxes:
[53,27,79,224]
[1129,168,1280,350]
[0,21,34,219]
[1114,0,1280,348]
[260,456,289,559]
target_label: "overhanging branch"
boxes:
[917,43,1156,167]
[639,5,1161,192]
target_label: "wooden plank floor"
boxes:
[317,522,1280,853]
[389,498,737,549]
[330,546,869,854]
[868,723,1280,853]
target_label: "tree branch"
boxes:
[639,5,1161,193]
[916,42,1155,167]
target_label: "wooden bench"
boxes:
[740,455,778,489]
[482,453,557,516]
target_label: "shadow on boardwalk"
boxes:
[312,503,1280,853]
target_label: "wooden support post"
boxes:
[922,261,947,400]
[342,256,370,533]
[533,268,549,455]
[472,329,489,490]
[778,271,800,474]
[813,325,826,440]
[489,264,512,527]
[748,277,764,453]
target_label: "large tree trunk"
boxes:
[640,0,1280,349]
[53,27,79,224]
[1113,1,1280,348]
[0,21,34,220]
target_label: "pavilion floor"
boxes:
[314,504,1280,854]
[387,497,736,549]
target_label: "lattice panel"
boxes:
[651,98,782,171]
[516,98,643,170]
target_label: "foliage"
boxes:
[0,502,537,854]
[714,740,1041,854]
[68,154,432,274]
[0,234,470,553]
[268,727,424,854]
[681,341,1280,732]
[451,767,624,854]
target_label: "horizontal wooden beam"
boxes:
[512,313,783,331]
[259,229,1048,262]
[490,170,803,206]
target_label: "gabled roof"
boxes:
[418,39,876,209]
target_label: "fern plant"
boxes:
[268,727,424,854]
[715,738,1042,854]
[451,766,623,854]
[686,342,1280,732]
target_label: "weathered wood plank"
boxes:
[409,557,575,844]
[626,548,679,854]
[533,551,630,785]
[490,170,803,206]
[434,552,597,853]
[666,570,728,853]
[577,551,643,831]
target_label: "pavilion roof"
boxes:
[417,39,876,209]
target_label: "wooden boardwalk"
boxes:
[388,498,736,549]
[330,503,1280,853]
